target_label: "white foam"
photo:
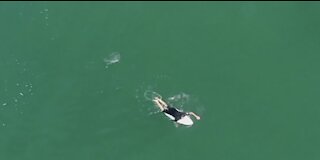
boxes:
[144,90,162,101]
[104,52,120,68]
[167,92,190,108]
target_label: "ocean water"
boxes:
[1,2,320,160]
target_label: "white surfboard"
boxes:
[177,116,194,126]
[164,113,175,121]
[164,113,194,126]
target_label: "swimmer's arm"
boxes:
[187,112,201,120]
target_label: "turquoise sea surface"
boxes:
[1,2,320,160]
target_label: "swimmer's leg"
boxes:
[153,97,168,111]
[153,98,166,112]
[154,97,168,109]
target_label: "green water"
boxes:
[1,2,320,160]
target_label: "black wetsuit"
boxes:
[163,106,186,121]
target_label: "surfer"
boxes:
[152,97,200,126]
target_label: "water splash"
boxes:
[104,52,120,68]
[143,90,162,101]
[167,92,190,108]
[40,8,49,26]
